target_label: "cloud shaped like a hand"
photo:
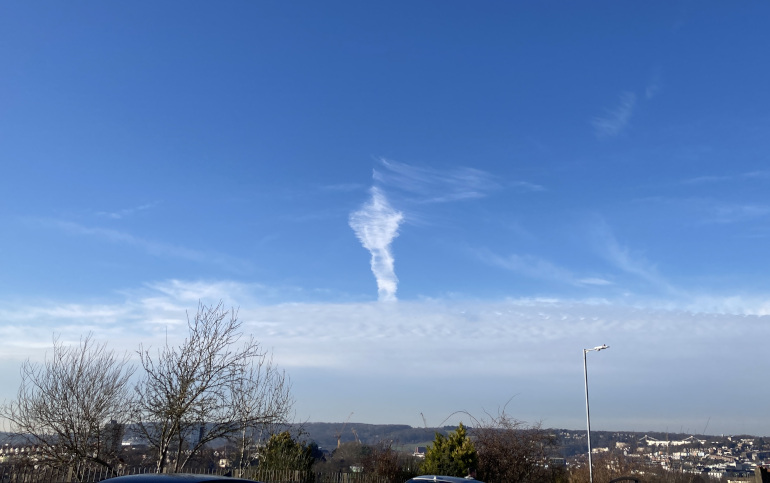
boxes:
[349,187,404,302]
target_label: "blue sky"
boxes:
[2,2,770,436]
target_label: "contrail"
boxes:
[349,187,403,302]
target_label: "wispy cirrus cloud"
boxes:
[592,92,637,139]
[349,187,404,302]
[683,170,770,185]
[373,158,506,203]
[480,251,575,285]
[592,221,676,294]
[319,183,367,193]
[645,83,660,100]
[510,180,545,193]
[477,249,612,287]
[637,196,770,225]
[34,219,250,272]
[97,201,159,220]
[578,277,613,286]
[604,236,662,286]
[710,203,770,224]
[645,70,662,100]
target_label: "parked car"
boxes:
[405,476,484,483]
[106,474,263,483]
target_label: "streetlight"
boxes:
[584,344,609,483]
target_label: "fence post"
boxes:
[757,466,770,483]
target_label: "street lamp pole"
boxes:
[584,344,609,483]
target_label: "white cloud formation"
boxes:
[1,278,769,434]
[350,159,519,302]
[350,159,543,300]
[592,92,637,138]
[349,188,404,302]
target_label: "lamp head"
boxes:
[584,344,610,353]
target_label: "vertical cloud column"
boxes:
[349,187,403,302]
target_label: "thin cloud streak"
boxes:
[509,180,545,193]
[710,203,770,224]
[578,277,613,286]
[373,158,504,203]
[683,170,770,185]
[592,221,677,294]
[479,250,579,286]
[635,196,770,225]
[319,183,367,193]
[478,249,611,288]
[645,70,662,100]
[349,188,404,302]
[97,202,159,220]
[34,219,250,272]
[592,92,637,138]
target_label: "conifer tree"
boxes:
[421,422,478,477]
[259,431,315,474]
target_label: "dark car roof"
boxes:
[406,476,484,483]
[106,474,262,483]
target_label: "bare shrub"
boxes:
[473,410,561,483]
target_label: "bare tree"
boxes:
[1,334,135,478]
[132,301,292,473]
[231,353,293,476]
[361,440,421,482]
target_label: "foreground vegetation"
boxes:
[1,302,292,477]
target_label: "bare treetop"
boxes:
[1,334,135,477]
[133,301,293,473]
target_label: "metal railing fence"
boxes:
[0,465,395,483]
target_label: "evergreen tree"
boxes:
[421,422,478,477]
[259,431,314,473]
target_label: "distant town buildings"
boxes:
[553,429,770,480]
